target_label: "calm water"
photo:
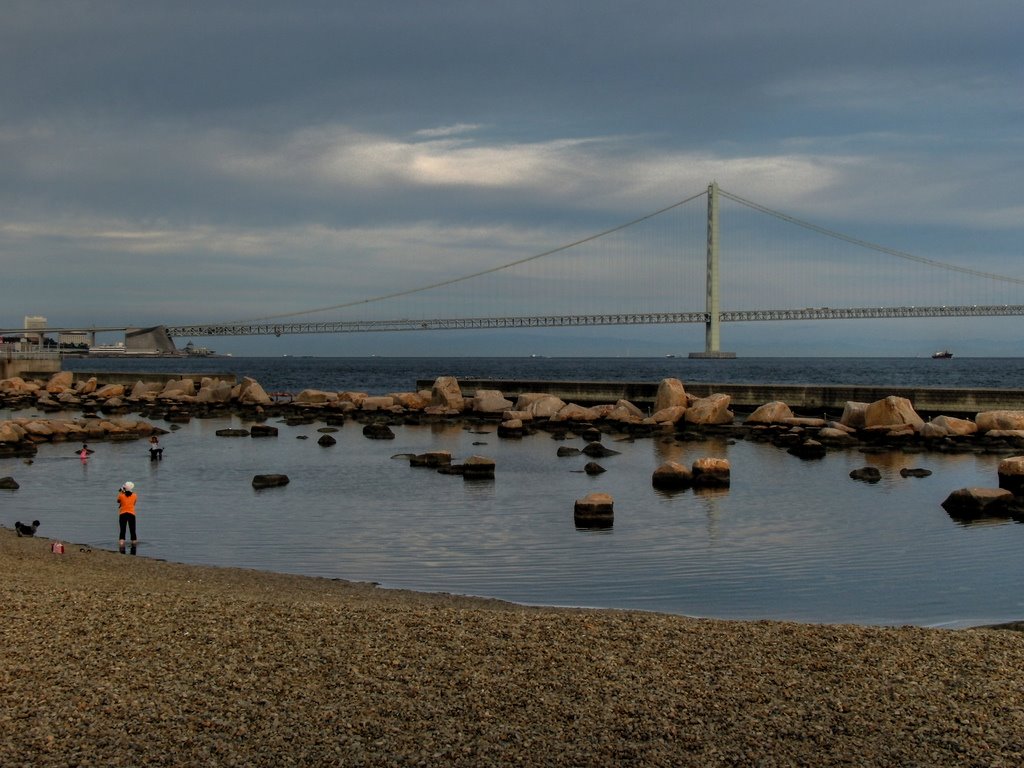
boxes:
[5,356,1024,627]
[61,354,1024,393]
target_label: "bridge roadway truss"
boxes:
[163,304,1024,337]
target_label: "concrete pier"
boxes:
[0,352,60,380]
[420,378,1024,417]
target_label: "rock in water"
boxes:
[362,423,396,440]
[652,461,692,490]
[252,474,290,489]
[574,493,614,528]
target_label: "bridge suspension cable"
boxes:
[225,189,709,325]
[718,187,1024,286]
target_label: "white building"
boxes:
[22,315,48,345]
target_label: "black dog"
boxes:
[15,520,40,537]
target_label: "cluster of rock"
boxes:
[5,369,1024,470]
[0,415,163,458]
[744,396,1024,459]
[0,371,274,411]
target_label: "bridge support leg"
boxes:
[690,181,735,359]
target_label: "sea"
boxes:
[6,355,1024,627]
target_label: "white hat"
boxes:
[123,481,135,491]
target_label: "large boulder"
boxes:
[159,379,195,398]
[997,456,1024,496]
[514,393,567,419]
[430,376,465,411]
[294,389,336,405]
[94,384,126,399]
[472,390,514,414]
[928,415,978,437]
[746,401,794,425]
[497,418,524,437]
[0,421,27,442]
[462,455,496,480]
[45,371,74,394]
[840,402,869,429]
[236,377,272,406]
[692,457,730,487]
[864,396,924,431]
[976,411,1024,433]
[361,396,397,412]
[0,377,37,395]
[573,492,614,527]
[653,378,687,413]
[129,380,163,400]
[817,427,855,445]
[391,392,429,410]
[76,377,98,395]
[554,403,601,422]
[941,487,1013,520]
[608,400,644,423]
[652,461,693,490]
[646,405,687,425]
[196,381,234,403]
[338,391,369,408]
[684,394,734,425]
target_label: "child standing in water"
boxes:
[117,481,138,554]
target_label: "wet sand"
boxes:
[3,530,1024,766]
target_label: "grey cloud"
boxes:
[2,1,1023,353]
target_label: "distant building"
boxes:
[22,315,47,345]
[59,331,90,348]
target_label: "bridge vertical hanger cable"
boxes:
[224,190,709,325]
[719,188,1024,288]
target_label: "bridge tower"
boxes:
[689,181,735,358]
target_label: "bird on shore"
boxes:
[15,520,40,537]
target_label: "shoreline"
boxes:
[5,531,1024,766]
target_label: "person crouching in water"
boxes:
[117,481,138,555]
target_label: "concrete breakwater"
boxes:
[424,379,1024,417]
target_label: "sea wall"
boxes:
[422,379,1024,416]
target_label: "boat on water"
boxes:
[932,350,953,359]
[183,341,215,357]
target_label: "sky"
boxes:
[2,0,1023,357]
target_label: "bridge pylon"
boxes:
[689,181,736,359]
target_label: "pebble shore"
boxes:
[3,532,1024,767]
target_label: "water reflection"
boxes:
[5,409,1024,625]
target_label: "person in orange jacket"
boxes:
[117,481,138,555]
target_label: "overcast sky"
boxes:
[2,1,1022,357]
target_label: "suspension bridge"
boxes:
[5,183,1023,357]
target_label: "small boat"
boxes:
[183,341,215,357]
[932,350,953,359]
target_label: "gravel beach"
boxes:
[3,531,1024,767]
